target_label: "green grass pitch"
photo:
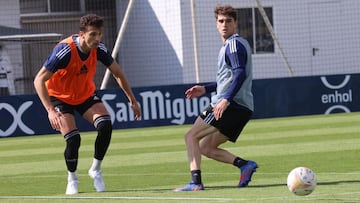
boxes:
[0,112,359,203]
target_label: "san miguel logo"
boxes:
[101,90,211,125]
[320,75,352,114]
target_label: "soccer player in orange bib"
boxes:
[34,14,141,195]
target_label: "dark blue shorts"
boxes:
[50,92,102,116]
[200,105,252,142]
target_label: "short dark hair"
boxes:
[214,5,237,21]
[79,14,104,31]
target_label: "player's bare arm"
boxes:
[108,61,141,120]
[33,67,63,130]
[185,85,206,99]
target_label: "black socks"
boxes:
[64,132,81,172]
[191,170,202,184]
[233,157,248,168]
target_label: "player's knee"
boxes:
[200,145,212,158]
[199,139,219,158]
[184,132,198,145]
[94,116,112,137]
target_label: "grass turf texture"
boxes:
[0,112,359,203]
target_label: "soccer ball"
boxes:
[287,167,317,196]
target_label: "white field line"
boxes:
[0,193,360,202]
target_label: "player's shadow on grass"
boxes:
[205,184,284,190]
[205,180,360,190]
[105,180,360,193]
[317,180,360,185]
[106,188,173,193]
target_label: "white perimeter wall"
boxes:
[116,0,360,87]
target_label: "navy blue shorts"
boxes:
[200,105,252,142]
[50,92,102,116]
